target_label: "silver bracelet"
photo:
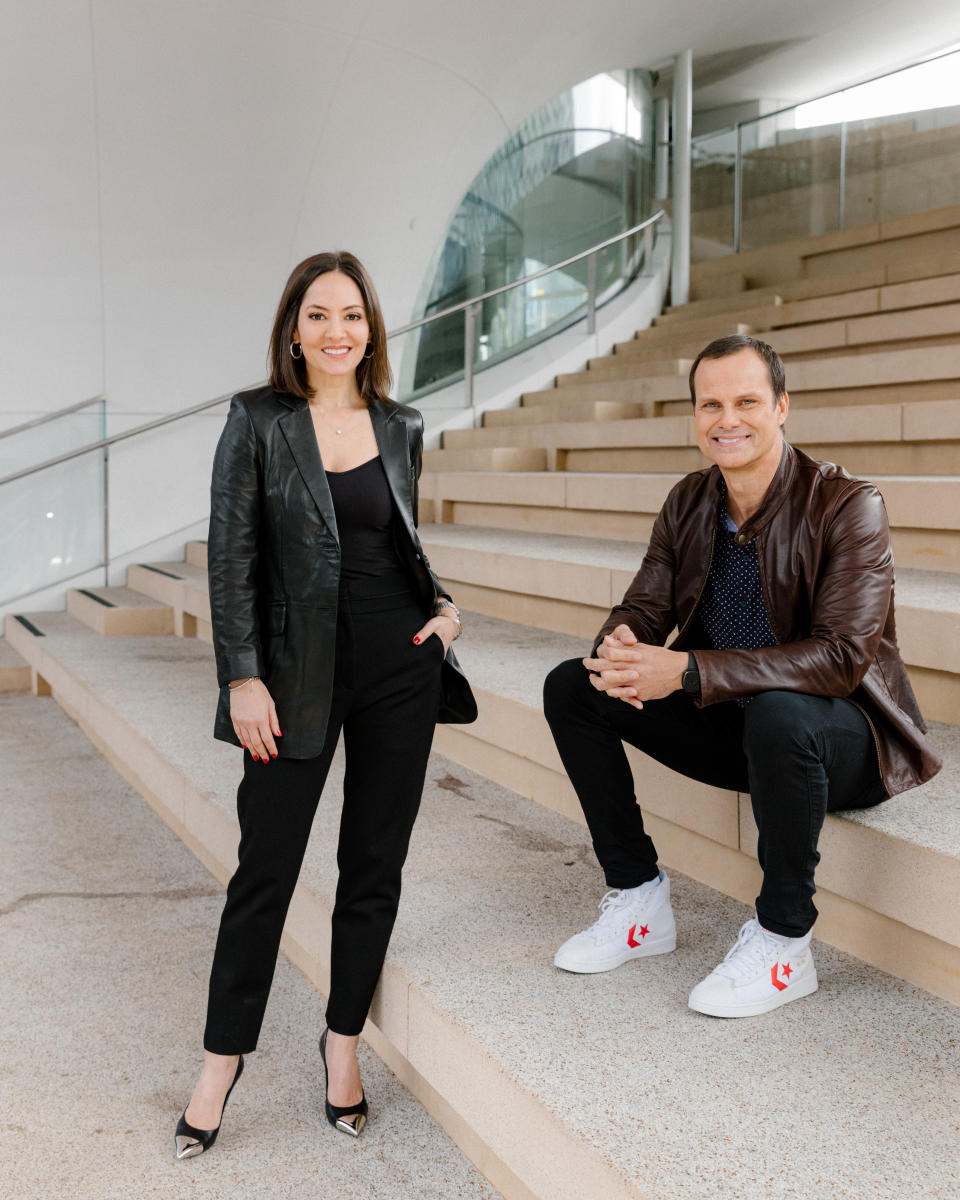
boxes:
[228,676,259,691]
[434,599,462,640]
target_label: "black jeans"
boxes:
[542,658,887,937]
[203,573,443,1052]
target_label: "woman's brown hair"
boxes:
[268,251,393,404]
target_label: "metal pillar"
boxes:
[671,49,693,307]
[655,97,670,201]
[464,302,480,426]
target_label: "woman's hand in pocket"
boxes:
[412,613,457,657]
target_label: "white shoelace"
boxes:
[586,888,643,942]
[713,918,785,981]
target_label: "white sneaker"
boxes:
[554,872,677,973]
[688,917,818,1018]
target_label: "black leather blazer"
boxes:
[208,385,476,757]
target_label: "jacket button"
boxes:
[737,534,747,545]
[415,553,421,560]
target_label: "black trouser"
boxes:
[203,573,443,1052]
[542,658,887,937]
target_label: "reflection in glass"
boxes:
[400,70,656,402]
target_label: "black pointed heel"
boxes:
[320,1028,368,1137]
[174,1054,244,1160]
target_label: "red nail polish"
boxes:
[413,636,421,644]
[272,753,278,759]
[252,754,259,762]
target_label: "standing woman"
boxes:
[175,251,475,1156]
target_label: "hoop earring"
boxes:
[290,341,303,360]
[362,341,375,360]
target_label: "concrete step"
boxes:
[422,446,548,473]
[65,585,174,637]
[430,612,960,1006]
[5,610,959,1200]
[126,561,212,642]
[527,345,960,417]
[435,400,960,478]
[417,525,960,728]
[596,298,960,372]
[1,690,500,1200]
[421,470,960,572]
[482,398,651,429]
[0,636,30,693]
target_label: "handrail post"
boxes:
[586,251,597,334]
[102,443,110,585]
[464,302,479,426]
[733,123,743,253]
[838,120,847,231]
[643,223,654,271]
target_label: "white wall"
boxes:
[6,0,960,432]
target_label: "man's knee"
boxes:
[743,690,823,754]
[543,657,591,723]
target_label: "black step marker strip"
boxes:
[77,589,116,608]
[13,615,45,637]
[138,564,183,580]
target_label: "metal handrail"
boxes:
[390,210,663,336]
[0,394,103,442]
[0,208,664,491]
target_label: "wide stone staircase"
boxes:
[4,203,960,1199]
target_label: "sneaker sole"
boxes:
[554,932,677,974]
[688,970,819,1018]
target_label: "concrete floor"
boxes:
[0,691,502,1200]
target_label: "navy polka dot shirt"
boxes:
[699,488,778,705]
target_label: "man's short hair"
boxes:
[688,335,786,406]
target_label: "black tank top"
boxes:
[325,456,405,579]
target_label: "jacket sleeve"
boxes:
[696,483,893,705]
[208,396,264,687]
[406,410,451,604]
[592,502,679,652]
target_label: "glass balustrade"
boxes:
[1,445,104,605]
[0,399,228,608]
[691,48,960,259]
[0,397,104,477]
[398,69,657,402]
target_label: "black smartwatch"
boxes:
[681,652,701,698]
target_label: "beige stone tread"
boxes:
[419,525,960,684]
[3,614,958,1199]
[185,539,207,568]
[65,585,175,637]
[426,470,960,531]
[558,345,960,397]
[0,635,30,692]
[126,560,212,641]
[422,446,547,473]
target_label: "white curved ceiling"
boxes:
[3,0,958,422]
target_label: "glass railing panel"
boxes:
[400,69,656,403]
[842,104,960,226]
[107,401,230,563]
[739,116,843,251]
[0,447,103,605]
[691,127,737,257]
[0,398,105,477]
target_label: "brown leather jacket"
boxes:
[596,442,941,797]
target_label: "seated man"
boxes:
[543,334,941,1018]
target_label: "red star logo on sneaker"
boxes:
[782,961,793,979]
[770,964,788,991]
[627,924,649,947]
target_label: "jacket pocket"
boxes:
[264,602,287,636]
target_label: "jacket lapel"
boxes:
[278,400,339,542]
[369,399,418,545]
